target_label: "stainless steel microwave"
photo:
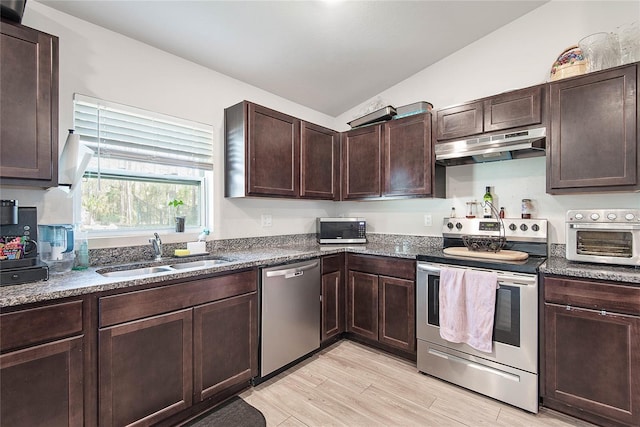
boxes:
[316,217,366,244]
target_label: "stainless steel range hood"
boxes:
[435,127,546,166]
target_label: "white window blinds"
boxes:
[73,94,213,170]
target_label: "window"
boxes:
[73,94,213,234]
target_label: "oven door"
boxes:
[416,262,538,374]
[566,223,639,266]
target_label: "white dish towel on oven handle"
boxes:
[439,267,499,353]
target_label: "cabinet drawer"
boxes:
[347,254,415,281]
[483,86,543,132]
[544,276,640,315]
[0,300,83,352]
[100,270,257,327]
[321,254,343,274]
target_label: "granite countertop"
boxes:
[0,242,435,308]
[3,242,639,308]
[540,256,640,285]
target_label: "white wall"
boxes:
[2,1,639,248]
[336,0,640,243]
[1,1,339,247]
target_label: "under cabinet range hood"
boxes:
[435,127,546,165]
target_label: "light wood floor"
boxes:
[240,340,596,427]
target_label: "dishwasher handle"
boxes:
[265,260,319,279]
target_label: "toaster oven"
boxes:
[566,209,640,267]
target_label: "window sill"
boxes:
[88,230,203,249]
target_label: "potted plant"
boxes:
[168,199,185,232]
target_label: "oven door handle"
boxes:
[418,263,537,286]
[569,223,640,231]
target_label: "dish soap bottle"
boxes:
[483,186,493,218]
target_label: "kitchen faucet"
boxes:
[149,232,162,261]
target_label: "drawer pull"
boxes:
[600,310,607,316]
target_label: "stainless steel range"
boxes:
[416,216,548,413]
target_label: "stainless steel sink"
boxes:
[98,257,233,278]
[169,259,231,270]
[100,266,175,278]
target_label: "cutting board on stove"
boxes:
[443,247,529,261]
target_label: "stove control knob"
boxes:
[590,213,600,221]
[607,213,617,221]
[520,224,528,231]
[625,213,635,221]
[531,224,540,232]
[447,222,454,229]
[574,213,584,220]
[509,223,517,231]
[455,222,463,230]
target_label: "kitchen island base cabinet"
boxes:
[543,276,640,427]
[346,254,416,359]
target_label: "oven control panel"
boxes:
[567,209,640,223]
[443,217,547,242]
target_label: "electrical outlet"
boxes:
[261,214,272,227]
[423,214,432,227]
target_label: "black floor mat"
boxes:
[182,396,266,427]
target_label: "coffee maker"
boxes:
[0,200,49,285]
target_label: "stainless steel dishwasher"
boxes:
[260,258,320,379]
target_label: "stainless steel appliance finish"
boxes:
[435,127,546,165]
[416,216,548,413]
[316,217,366,244]
[260,259,320,378]
[566,209,640,266]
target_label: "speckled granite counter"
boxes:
[540,256,640,285]
[0,240,441,308]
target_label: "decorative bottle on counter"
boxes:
[483,186,493,218]
[450,207,456,218]
[499,207,505,218]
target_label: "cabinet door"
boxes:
[378,275,415,353]
[247,103,300,197]
[193,293,258,402]
[347,270,379,340]
[435,101,483,140]
[342,125,382,199]
[544,303,640,426]
[99,309,193,427]
[548,65,638,193]
[384,114,432,197]
[0,337,83,427]
[0,21,58,186]
[300,121,339,200]
[484,86,543,132]
[322,270,344,342]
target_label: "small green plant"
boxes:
[168,199,184,209]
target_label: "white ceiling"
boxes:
[36,0,547,116]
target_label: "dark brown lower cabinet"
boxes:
[99,309,193,426]
[0,337,84,427]
[194,293,258,401]
[543,276,640,427]
[0,299,86,427]
[321,254,345,343]
[346,254,416,357]
[98,270,258,426]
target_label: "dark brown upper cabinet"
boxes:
[341,124,383,200]
[435,85,544,141]
[384,113,440,198]
[0,20,58,187]
[342,113,444,200]
[547,64,638,194]
[224,101,338,199]
[300,121,339,200]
